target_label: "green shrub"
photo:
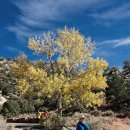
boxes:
[18,99,35,114]
[1,99,36,117]
[0,81,14,95]
[2,100,21,116]
[2,85,14,95]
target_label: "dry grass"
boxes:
[45,112,119,130]
[0,116,8,130]
[71,113,118,130]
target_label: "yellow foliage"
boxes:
[56,27,94,70]
[70,58,108,107]
[12,27,108,109]
[12,58,48,97]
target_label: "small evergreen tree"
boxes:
[105,67,129,110]
[122,60,130,94]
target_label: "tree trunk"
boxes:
[58,95,63,116]
[50,60,54,74]
[48,55,54,74]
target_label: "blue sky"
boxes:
[0,0,130,67]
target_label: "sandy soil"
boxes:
[113,118,130,130]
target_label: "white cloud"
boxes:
[98,37,130,48]
[13,0,105,25]
[7,24,30,39]
[5,46,20,53]
[7,0,106,39]
[94,46,113,57]
[91,3,130,21]
[95,50,112,57]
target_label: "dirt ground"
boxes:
[112,118,130,130]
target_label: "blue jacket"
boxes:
[76,121,90,130]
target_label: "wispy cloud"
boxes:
[91,3,130,21]
[94,49,113,57]
[7,0,107,39]
[5,46,20,54]
[98,37,130,48]
[7,24,30,39]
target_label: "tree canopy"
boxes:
[12,27,108,115]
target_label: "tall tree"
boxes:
[13,27,108,116]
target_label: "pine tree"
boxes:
[105,67,129,110]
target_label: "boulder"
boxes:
[0,94,7,106]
